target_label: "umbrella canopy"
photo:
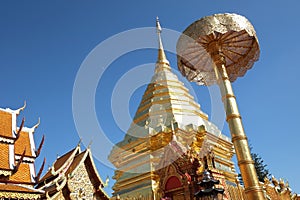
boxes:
[177,13,260,85]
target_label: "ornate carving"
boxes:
[0,169,12,176]
[0,191,40,199]
[68,163,95,200]
[0,136,14,144]
[263,175,299,200]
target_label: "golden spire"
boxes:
[155,17,170,71]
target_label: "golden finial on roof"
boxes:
[155,17,170,68]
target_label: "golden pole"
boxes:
[212,52,265,200]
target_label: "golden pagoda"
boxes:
[109,18,241,200]
[0,103,44,199]
[109,18,300,200]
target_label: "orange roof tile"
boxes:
[0,110,13,138]
[0,183,42,193]
[0,143,10,170]
[14,131,33,157]
[9,163,33,184]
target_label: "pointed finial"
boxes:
[87,140,93,149]
[21,100,26,111]
[156,16,162,34]
[32,117,40,131]
[155,17,170,69]
[77,138,82,147]
[15,100,26,114]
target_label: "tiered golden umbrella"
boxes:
[177,13,265,200]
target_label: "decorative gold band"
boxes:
[232,135,248,142]
[156,60,170,66]
[226,114,241,121]
[222,76,229,81]
[222,94,236,101]
[238,159,255,166]
[244,186,264,193]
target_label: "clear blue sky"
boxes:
[1,0,300,195]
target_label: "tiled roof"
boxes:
[14,131,33,157]
[0,183,42,193]
[53,147,78,171]
[0,110,13,138]
[65,150,86,175]
[9,163,33,184]
[37,146,109,199]
[39,147,79,182]
[0,143,10,170]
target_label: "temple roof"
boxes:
[0,183,42,193]
[37,144,109,199]
[0,183,43,200]
[0,103,26,140]
[65,149,90,176]
[15,130,34,157]
[0,104,40,183]
[0,143,10,170]
[0,110,13,139]
[39,145,80,182]
[9,163,33,184]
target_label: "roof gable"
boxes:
[39,145,80,182]
[37,146,109,199]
